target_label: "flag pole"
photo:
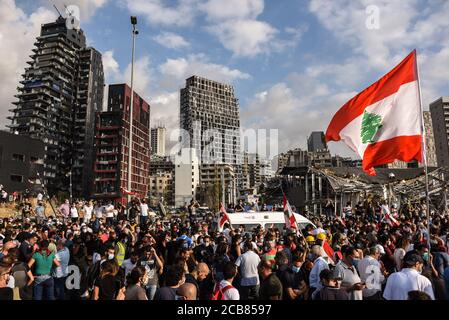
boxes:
[415,49,431,250]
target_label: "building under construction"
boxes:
[92,84,150,203]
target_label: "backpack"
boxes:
[210,283,234,300]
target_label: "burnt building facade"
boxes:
[93,84,150,203]
[8,16,104,197]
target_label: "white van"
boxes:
[226,211,315,231]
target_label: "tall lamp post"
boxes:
[127,16,138,206]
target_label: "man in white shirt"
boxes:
[105,202,115,226]
[83,201,93,224]
[218,262,240,300]
[357,245,385,300]
[309,244,330,299]
[235,240,261,300]
[139,199,149,228]
[383,253,435,300]
[121,252,139,283]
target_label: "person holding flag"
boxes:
[217,203,231,232]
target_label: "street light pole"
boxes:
[127,16,138,206]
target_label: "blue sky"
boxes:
[2,0,449,159]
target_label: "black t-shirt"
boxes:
[185,274,199,299]
[276,265,301,300]
[94,274,119,300]
[0,287,13,300]
[314,286,349,300]
[259,273,283,300]
[19,241,33,263]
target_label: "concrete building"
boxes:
[307,131,327,152]
[0,131,45,194]
[151,126,166,156]
[199,164,237,205]
[180,75,241,165]
[92,84,150,203]
[175,148,199,207]
[8,16,104,197]
[430,97,449,167]
[149,171,173,206]
[149,155,174,205]
[423,111,438,167]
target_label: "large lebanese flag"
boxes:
[325,50,422,175]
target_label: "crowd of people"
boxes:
[0,193,449,301]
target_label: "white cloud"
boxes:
[122,0,199,27]
[102,50,120,82]
[200,0,264,21]
[153,31,189,49]
[207,19,278,57]
[0,0,56,128]
[158,54,250,88]
[242,78,357,157]
[308,0,449,109]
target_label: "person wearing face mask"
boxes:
[332,246,365,300]
[383,252,435,300]
[276,251,307,300]
[125,266,148,300]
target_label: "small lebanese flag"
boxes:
[283,194,298,230]
[218,203,230,232]
[325,50,422,176]
[322,240,335,265]
[121,187,136,195]
[385,213,400,227]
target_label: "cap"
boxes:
[375,244,385,255]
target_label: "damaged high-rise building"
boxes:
[8,16,104,197]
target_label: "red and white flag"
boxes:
[218,203,230,232]
[121,187,136,196]
[325,50,422,176]
[322,240,335,265]
[385,213,401,227]
[283,194,298,231]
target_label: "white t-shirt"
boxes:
[106,205,114,218]
[218,280,239,300]
[70,207,79,218]
[140,204,149,217]
[121,259,137,278]
[357,255,385,298]
[383,268,435,300]
[83,205,93,219]
[94,206,103,219]
[394,248,406,271]
[235,250,261,286]
[37,193,43,201]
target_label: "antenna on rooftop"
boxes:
[53,4,63,18]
